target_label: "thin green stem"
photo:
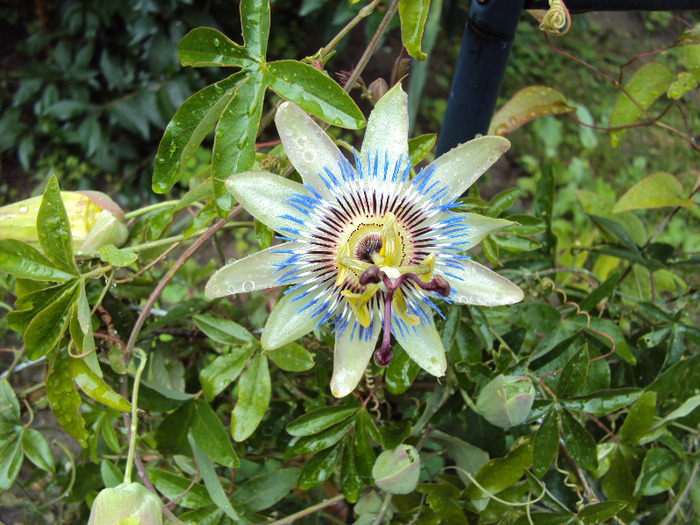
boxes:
[659,462,699,525]
[320,0,383,60]
[123,200,179,220]
[259,494,345,525]
[128,221,253,252]
[123,348,147,485]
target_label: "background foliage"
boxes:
[1,1,699,524]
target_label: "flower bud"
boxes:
[88,482,163,525]
[367,78,389,106]
[372,444,420,494]
[0,191,128,255]
[476,374,535,428]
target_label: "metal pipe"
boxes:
[436,0,525,155]
[524,0,700,11]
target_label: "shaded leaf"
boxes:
[231,353,270,441]
[0,430,24,490]
[634,447,679,496]
[22,428,55,473]
[193,313,254,344]
[559,388,641,416]
[24,282,78,360]
[149,469,212,509]
[619,391,656,445]
[560,409,598,471]
[46,350,88,447]
[231,468,300,512]
[555,344,589,398]
[199,345,255,401]
[532,410,558,478]
[191,399,240,468]
[287,405,359,437]
[298,441,343,490]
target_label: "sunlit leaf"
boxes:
[267,60,365,129]
[178,27,249,67]
[609,62,674,147]
[489,86,574,136]
[613,172,693,212]
[230,353,270,441]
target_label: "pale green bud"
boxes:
[372,444,420,495]
[0,191,127,255]
[88,482,163,525]
[476,374,535,428]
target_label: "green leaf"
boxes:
[667,69,700,99]
[199,345,255,401]
[69,356,131,412]
[341,440,363,503]
[532,410,559,478]
[486,188,521,217]
[99,244,138,267]
[286,417,355,458]
[0,430,24,490]
[602,448,637,519]
[512,512,572,525]
[21,428,55,473]
[265,341,314,372]
[149,469,212,509]
[398,0,430,60]
[184,200,219,240]
[613,172,693,212]
[287,405,359,437]
[297,441,343,490]
[37,177,77,274]
[178,27,249,67]
[408,134,436,166]
[555,344,589,398]
[577,190,646,246]
[656,393,700,427]
[212,71,267,214]
[240,0,270,61]
[385,344,420,395]
[152,73,243,194]
[354,414,376,481]
[577,501,627,524]
[231,468,300,512]
[0,240,77,281]
[633,447,679,496]
[610,62,674,147]
[579,271,621,313]
[489,85,575,136]
[429,430,489,487]
[193,313,254,344]
[0,378,20,423]
[560,409,598,471]
[24,281,78,360]
[531,164,556,262]
[100,458,123,488]
[46,350,88,447]
[619,391,656,445]
[465,439,532,500]
[155,402,193,456]
[559,388,641,416]
[379,420,411,450]
[191,399,240,468]
[267,60,365,129]
[190,436,243,522]
[231,353,270,441]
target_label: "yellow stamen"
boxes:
[392,289,421,326]
[341,283,380,327]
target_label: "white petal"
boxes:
[226,171,311,233]
[261,287,318,350]
[204,242,305,299]
[360,83,409,173]
[447,260,524,306]
[275,102,344,199]
[454,213,514,248]
[330,315,382,398]
[432,136,510,203]
[395,318,446,377]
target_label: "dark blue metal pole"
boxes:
[436,0,526,155]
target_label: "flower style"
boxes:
[205,84,524,397]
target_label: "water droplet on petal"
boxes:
[228,284,237,294]
[18,206,28,213]
[242,280,255,292]
[302,151,314,163]
[488,155,497,163]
